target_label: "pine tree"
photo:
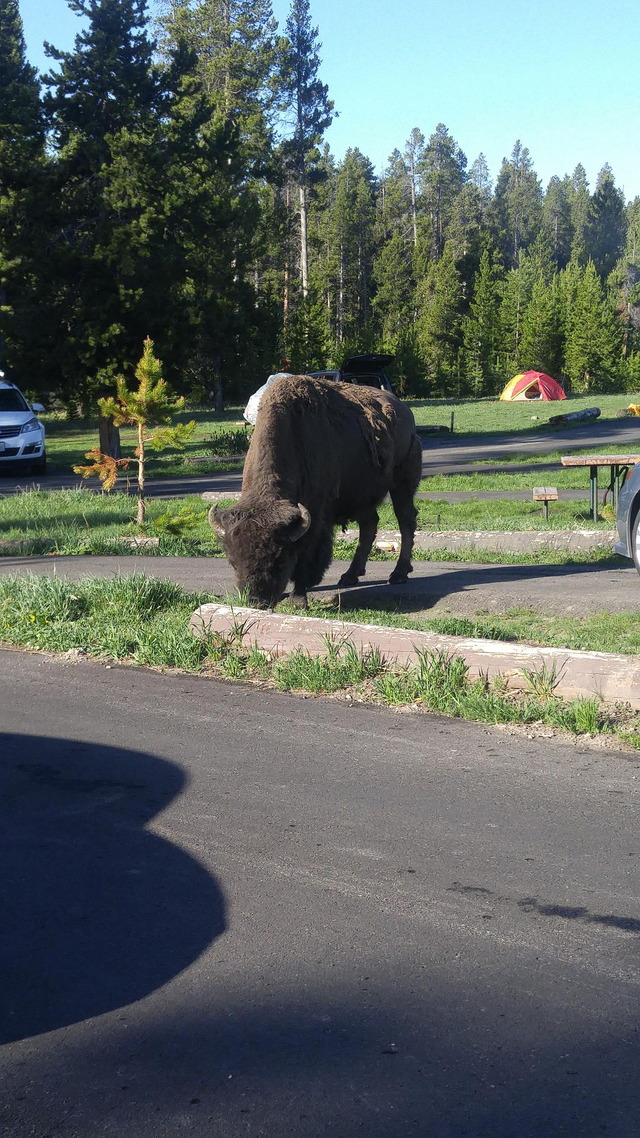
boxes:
[40,0,162,408]
[586,164,626,279]
[403,128,425,247]
[279,0,334,299]
[415,241,464,392]
[491,141,542,269]
[542,176,572,268]
[156,0,279,172]
[498,250,538,372]
[0,0,48,382]
[150,39,262,407]
[372,149,415,343]
[518,274,561,376]
[418,123,467,262]
[75,337,195,523]
[44,0,158,168]
[612,196,640,359]
[468,153,492,203]
[567,164,590,264]
[326,148,376,347]
[563,260,622,391]
[462,249,502,394]
[372,233,414,344]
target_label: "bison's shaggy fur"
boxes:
[209,375,422,608]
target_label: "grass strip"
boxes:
[280,597,640,656]
[0,572,638,750]
[0,490,619,565]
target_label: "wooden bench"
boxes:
[532,486,558,522]
[560,454,640,522]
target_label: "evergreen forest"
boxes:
[2,0,640,411]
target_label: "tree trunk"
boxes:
[136,424,145,527]
[99,414,121,459]
[211,350,224,413]
[299,181,309,298]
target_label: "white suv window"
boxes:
[0,388,30,412]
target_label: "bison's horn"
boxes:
[290,503,311,542]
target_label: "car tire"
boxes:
[31,453,47,476]
[632,507,640,578]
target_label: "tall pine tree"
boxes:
[418,123,467,262]
[279,0,334,300]
[0,0,48,385]
[564,260,622,391]
[41,0,162,408]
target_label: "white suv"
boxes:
[0,377,47,474]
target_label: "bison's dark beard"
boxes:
[234,551,296,610]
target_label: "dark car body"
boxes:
[615,462,640,570]
[308,353,394,393]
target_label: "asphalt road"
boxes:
[2,414,639,497]
[1,551,639,616]
[2,649,640,1136]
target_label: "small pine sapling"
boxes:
[74,338,195,525]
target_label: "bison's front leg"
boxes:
[288,588,308,609]
[337,507,378,588]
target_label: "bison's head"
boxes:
[209,500,311,608]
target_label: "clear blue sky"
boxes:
[20,0,640,199]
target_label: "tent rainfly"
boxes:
[500,371,566,401]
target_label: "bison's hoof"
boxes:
[289,593,308,610]
[388,565,412,585]
[337,573,360,588]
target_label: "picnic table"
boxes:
[560,454,640,522]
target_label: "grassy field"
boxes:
[409,392,640,433]
[283,595,640,657]
[381,496,614,531]
[39,391,640,476]
[43,407,251,475]
[1,571,637,748]
[2,393,636,742]
[0,489,222,557]
[0,488,619,562]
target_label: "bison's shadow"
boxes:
[0,733,226,1044]
[311,557,632,616]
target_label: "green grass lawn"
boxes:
[0,489,222,556]
[287,596,640,657]
[40,391,640,476]
[408,392,640,434]
[381,496,614,531]
[0,487,616,562]
[43,407,250,475]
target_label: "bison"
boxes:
[209,374,422,609]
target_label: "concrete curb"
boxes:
[190,603,640,709]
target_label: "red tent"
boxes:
[500,371,566,401]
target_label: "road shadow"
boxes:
[0,733,226,1045]
[311,558,634,617]
[4,993,640,1136]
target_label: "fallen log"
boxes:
[548,407,601,425]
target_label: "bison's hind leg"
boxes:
[337,505,379,587]
[388,436,421,584]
